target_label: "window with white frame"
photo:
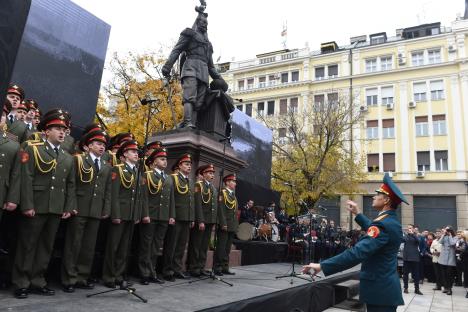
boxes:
[428,49,441,64]
[417,151,430,171]
[382,119,395,139]
[380,56,392,71]
[366,120,378,139]
[291,71,299,82]
[328,65,338,77]
[365,58,378,72]
[366,88,378,106]
[430,80,444,100]
[434,150,448,171]
[238,80,245,91]
[413,82,427,102]
[236,104,243,112]
[289,97,299,113]
[415,116,429,136]
[245,103,252,117]
[247,78,254,89]
[314,94,325,111]
[259,76,266,88]
[432,115,447,135]
[381,86,394,105]
[281,72,289,83]
[412,51,424,66]
[257,102,265,116]
[315,67,325,79]
[268,74,277,86]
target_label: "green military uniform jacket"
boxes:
[74,153,112,219]
[20,141,76,214]
[111,162,141,222]
[218,188,238,232]
[171,172,194,222]
[62,135,75,155]
[142,169,175,221]
[6,118,27,143]
[194,180,218,224]
[0,133,21,206]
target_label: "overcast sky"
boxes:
[71,0,464,64]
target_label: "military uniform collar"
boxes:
[89,152,100,163]
[125,161,136,171]
[47,140,61,151]
[179,172,189,180]
[155,168,164,176]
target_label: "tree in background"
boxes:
[96,51,183,143]
[261,93,366,215]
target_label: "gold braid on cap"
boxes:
[222,189,237,210]
[146,171,162,195]
[33,145,57,173]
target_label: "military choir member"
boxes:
[163,154,194,281]
[187,164,218,277]
[5,84,28,143]
[61,129,112,292]
[102,140,141,288]
[213,174,238,276]
[12,109,76,299]
[138,147,174,285]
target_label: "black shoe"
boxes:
[149,276,165,284]
[200,270,211,277]
[62,285,75,293]
[433,287,441,290]
[30,286,55,296]
[174,272,189,279]
[403,288,408,294]
[415,289,423,295]
[190,271,201,278]
[140,278,149,286]
[163,275,175,282]
[442,289,448,293]
[14,288,28,299]
[104,282,116,289]
[465,292,468,298]
[88,277,98,284]
[75,281,94,289]
[214,270,223,276]
[446,290,452,295]
[222,270,235,275]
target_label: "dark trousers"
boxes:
[366,304,397,312]
[214,230,235,272]
[12,214,61,289]
[455,259,463,285]
[163,221,190,276]
[463,253,468,288]
[402,260,420,290]
[102,221,134,284]
[187,223,214,273]
[151,220,168,269]
[440,264,455,290]
[138,220,169,278]
[433,262,442,289]
[61,216,100,285]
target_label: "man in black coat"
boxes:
[402,224,423,295]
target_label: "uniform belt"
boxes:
[186,55,208,63]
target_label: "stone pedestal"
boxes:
[197,99,228,141]
[151,129,246,186]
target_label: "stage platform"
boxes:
[0,263,360,312]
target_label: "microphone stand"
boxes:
[276,184,311,284]
[188,134,233,287]
[86,280,147,303]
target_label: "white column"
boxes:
[450,75,466,177]
[399,82,410,179]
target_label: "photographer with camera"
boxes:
[439,226,457,295]
[402,225,423,295]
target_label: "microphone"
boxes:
[284,182,295,187]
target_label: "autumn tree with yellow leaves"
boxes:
[96,51,183,144]
[260,93,367,215]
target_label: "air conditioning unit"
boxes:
[408,101,416,108]
[448,45,457,53]
[386,103,394,110]
[360,105,368,112]
[416,171,425,178]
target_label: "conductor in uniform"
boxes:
[303,173,407,312]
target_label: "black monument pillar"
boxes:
[0,0,31,112]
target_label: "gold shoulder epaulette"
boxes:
[373,214,389,222]
[27,141,44,146]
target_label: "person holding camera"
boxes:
[402,225,423,295]
[438,226,457,295]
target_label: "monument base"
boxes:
[151,129,246,184]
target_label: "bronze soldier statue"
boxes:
[162,2,226,129]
